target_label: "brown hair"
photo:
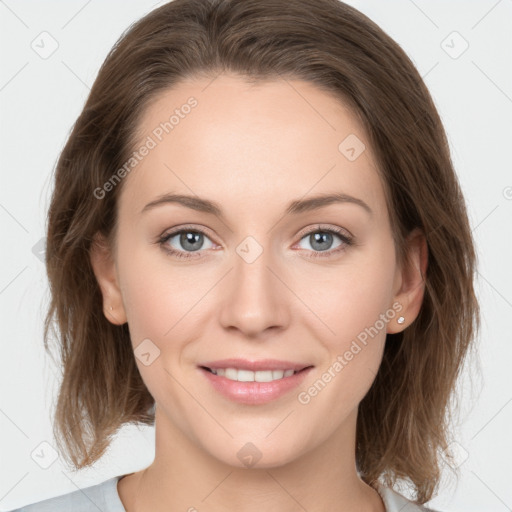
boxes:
[43,0,480,504]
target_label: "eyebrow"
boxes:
[141,192,372,218]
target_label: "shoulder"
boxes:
[374,482,441,512]
[6,475,127,512]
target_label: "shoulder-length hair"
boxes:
[44,0,480,504]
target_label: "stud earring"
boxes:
[110,305,113,311]
[397,316,405,324]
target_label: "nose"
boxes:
[218,243,290,338]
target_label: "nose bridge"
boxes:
[218,234,288,336]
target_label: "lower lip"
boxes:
[199,367,313,405]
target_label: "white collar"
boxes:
[373,481,436,511]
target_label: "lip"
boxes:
[198,363,314,405]
[199,358,312,372]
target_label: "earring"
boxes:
[397,316,405,324]
[110,305,113,311]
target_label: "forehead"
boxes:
[119,74,387,220]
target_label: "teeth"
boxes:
[209,368,297,382]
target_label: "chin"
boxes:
[199,432,308,470]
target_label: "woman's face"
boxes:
[95,74,415,468]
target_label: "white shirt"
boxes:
[8,475,438,511]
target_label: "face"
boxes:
[92,73,422,469]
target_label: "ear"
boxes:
[89,232,127,325]
[387,227,428,334]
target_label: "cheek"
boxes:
[303,240,396,409]
[297,241,395,410]
[116,237,196,343]
[116,249,191,406]
[116,238,210,398]
[119,270,167,345]
[307,242,396,348]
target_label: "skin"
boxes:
[90,73,428,512]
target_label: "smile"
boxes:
[198,365,314,405]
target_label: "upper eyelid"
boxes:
[163,224,349,236]
[296,224,352,239]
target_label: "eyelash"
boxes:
[157,224,354,261]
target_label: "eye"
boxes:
[158,226,216,260]
[294,225,354,259]
[157,224,354,261]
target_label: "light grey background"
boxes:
[1,1,511,511]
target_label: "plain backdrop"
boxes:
[0,1,511,511]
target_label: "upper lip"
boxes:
[199,358,313,372]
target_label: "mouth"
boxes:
[197,359,314,405]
